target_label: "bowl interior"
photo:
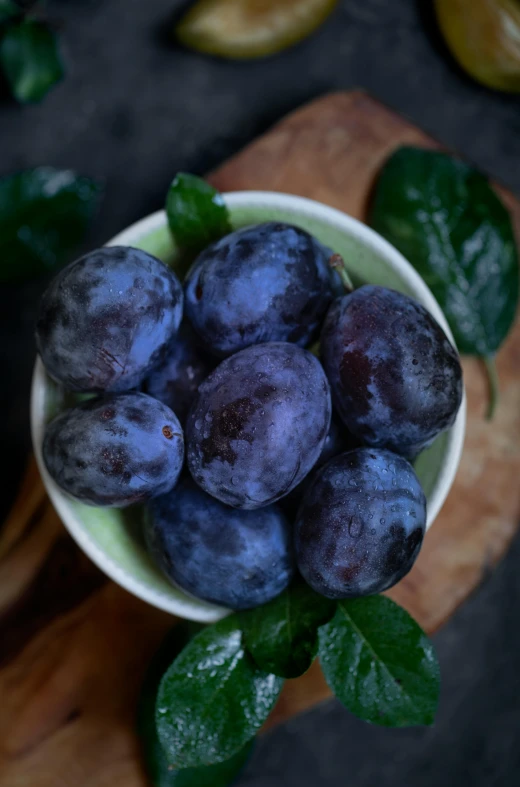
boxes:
[32,193,465,622]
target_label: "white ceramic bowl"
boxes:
[31,191,466,622]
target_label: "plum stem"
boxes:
[329,253,354,293]
[483,355,499,420]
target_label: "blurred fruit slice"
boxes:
[435,0,520,92]
[175,0,338,59]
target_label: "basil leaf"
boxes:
[166,173,231,252]
[156,615,283,769]
[318,596,440,727]
[240,580,335,679]
[0,167,102,282]
[370,146,519,417]
[138,623,254,786]
[0,0,20,24]
[0,19,64,103]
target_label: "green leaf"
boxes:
[318,596,440,727]
[156,615,283,769]
[370,147,519,358]
[0,167,102,282]
[166,172,231,253]
[0,0,20,24]
[240,579,335,679]
[138,622,254,786]
[0,19,64,103]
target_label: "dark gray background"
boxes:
[1,0,519,784]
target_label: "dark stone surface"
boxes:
[1,0,520,783]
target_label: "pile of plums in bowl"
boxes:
[36,222,463,611]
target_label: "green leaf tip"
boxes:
[318,595,440,728]
[0,19,64,103]
[166,172,231,253]
[155,615,283,770]
[137,622,254,786]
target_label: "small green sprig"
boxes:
[139,590,440,785]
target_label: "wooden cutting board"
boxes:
[2,90,520,786]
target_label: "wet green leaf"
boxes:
[0,19,64,102]
[0,167,102,282]
[318,596,440,727]
[175,0,338,60]
[371,147,518,357]
[240,580,335,679]
[138,622,254,786]
[156,614,283,769]
[371,146,519,416]
[166,172,231,253]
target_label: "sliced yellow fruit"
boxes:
[435,0,520,93]
[175,0,338,59]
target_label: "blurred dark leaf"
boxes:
[0,19,64,102]
[0,0,20,24]
[0,167,102,283]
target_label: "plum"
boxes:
[186,342,332,509]
[36,246,183,392]
[295,448,426,598]
[145,322,216,426]
[320,286,463,458]
[184,222,339,357]
[145,476,294,610]
[43,392,184,506]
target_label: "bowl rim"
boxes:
[31,190,467,620]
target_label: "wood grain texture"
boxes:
[1,91,519,785]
